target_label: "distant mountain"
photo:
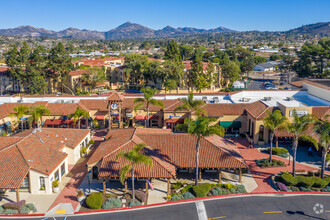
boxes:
[0,22,328,40]
[105,22,155,39]
[286,22,330,35]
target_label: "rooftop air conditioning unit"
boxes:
[286,97,294,101]
[241,98,251,102]
[263,97,272,101]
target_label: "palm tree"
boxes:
[287,111,316,177]
[174,92,206,124]
[263,110,288,162]
[314,117,329,179]
[116,143,153,200]
[69,107,89,129]
[188,117,225,185]
[28,105,51,128]
[134,87,164,128]
[10,105,29,132]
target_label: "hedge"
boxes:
[0,206,3,214]
[170,194,183,201]
[278,172,296,186]
[182,192,195,199]
[192,183,211,198]
[236,185,247,193]
[312,177,328,188]
[295,176,314,188]
[255,158,285,168]
[267,147,289,157]
[86,192,103,209]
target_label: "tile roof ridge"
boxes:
[0,131,34,152]
[256,106,271,119]
[15,144,31,169]
[104,140,134,159]
[164,99,182,111]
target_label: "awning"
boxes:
[220,121,241,129]
[95,115,104,120]
[135,115,146,120]
[44,119,64,126]
[149,115,159,120]
[166,118,184,123]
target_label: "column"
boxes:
[16,189,20,202]
[218,168,222,184]
[145,179,149,205]
[199,169,202,181]
[167,178,170,196]
[124,179,127,193]
[239,169,242,183]
[103,178,106,194]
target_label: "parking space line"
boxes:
[264,211,283,214]
[195,201,208,220]
[208,216,226,219]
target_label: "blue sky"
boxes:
[1,0,329,32]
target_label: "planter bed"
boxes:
[255,158,286,168]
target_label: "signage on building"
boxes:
[289,110,308,117]
[111,103,118,110]
[126,113,133,117]
[169,115,182,118]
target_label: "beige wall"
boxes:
[278,103,312,122]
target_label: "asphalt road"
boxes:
[6,194,330,220]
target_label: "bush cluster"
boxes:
[180,184,193,194]
[182,192,195,199]
[3,200,26,211]
[129,200,142,207]
[192,183,211,198]
[86,192,103,209]
[128,190,147,203]
[255,158,285,168]
[102,198,122,209]
[267,147,289,157]
[170,194,184,201]
[277,172,330,190]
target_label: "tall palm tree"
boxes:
[28,105,51,128]
[10,105,29,132]
[287,111,316,177]
[314,117,329,179]
[69,107,89,129]
[188,117,225,185]
[116,143,153,200]
[134,87,164,128]
[263,110,288,162]
[174,92,206,123]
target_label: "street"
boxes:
[7,194,329,220]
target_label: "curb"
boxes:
[1,192,330,218]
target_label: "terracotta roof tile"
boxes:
[312,106,330,120]
[245,101,270,119]
[203,103,248,117]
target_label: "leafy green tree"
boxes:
[188,117,225,185]
[263,110,288,162]
[163,60,184,91]
[164,40,181,61]
[28,105,51,128]
[205,62,216,86]
[124,54,149,86]
[270,54,282,61]
[174,92,206,122]
[314,117,329,178]
[222,61,241,85]
[188,50,203,91]
[144,60,165,87]
[134,87,164,128]
[69,107,90,129]
[287,111,316,176]
[203,51,214,61]
[253,56,267,65]
[179,45,194,60]
[48,42,74,94]
[116,143,153,200]
[81,67,106,91]
[240,55,255,75]
[164,79,178,93]
[195,76,209,93]
[10,105,29,132]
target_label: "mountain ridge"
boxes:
[0,22,328,40]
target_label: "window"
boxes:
[54,169,59,181]
[21,176,29,189]
[259,125,264,141]
[61,163,66,176]
[40,177,45,190]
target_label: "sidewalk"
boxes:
[235,139,329,193]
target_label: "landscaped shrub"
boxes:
[222,189,230,195]
[86,192,103,209]
[236,185,247,193]
[268,147,289,157]
[180,184,193,194]
[312,177,328,188]
[288,186,300,192]
[3,200,26,211]
[215,187,223,195]
[321,186,330,192]
[325,176,330,185]
[295,176,314,188]
[229,188,237,194]
[133,190,147,203]
[52,180,59,188]
[3,209,19,214]
[182,192,195,199]
[170,194,183,201]
[0,206,3,214]
[129,200,142,207]
[299,187,312,192]
[19,203,37,214]
[277,182,288,191]
[222,183,236,190]
[278,172,296,186]
[192,183,211,198]
[102,198,122,209]
[173,181,185,190]
[256,158,285,168]
[210,189,219,196]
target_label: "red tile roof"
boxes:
[183,61,209,71]
[245,101,270,119]
[69,69,86,76]
[202,103,248,117]
[106,91,125,101]
[312,106,330,120]
[89,128,247,179]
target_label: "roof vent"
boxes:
[286,97,294,101]
[263,97,272,101]
[240,98,251,102]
